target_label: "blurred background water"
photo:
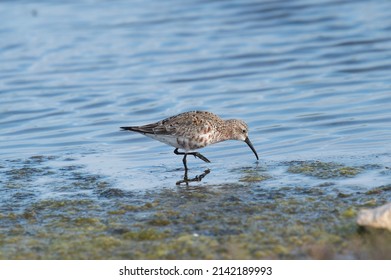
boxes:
[1,0,390,190]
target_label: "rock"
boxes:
[357,203,391,231]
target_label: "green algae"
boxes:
[234,166,272,183]
[342,207,356,218]
[148,214,171,226]
[123,229,169,241]
[239,174,271,183]
[6,167,51,180]
[287,161,363,179]
[365,184,391,195]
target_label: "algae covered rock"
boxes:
[287,161,362,179]
[357,203,391,231]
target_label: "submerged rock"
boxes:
[287,161,362,179]
[357,203,391,231]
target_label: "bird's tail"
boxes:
[120,126,140,132]
[121,121,160,134]
[120,126,154,135]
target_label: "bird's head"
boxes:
[226,119,259,160]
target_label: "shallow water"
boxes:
[1,0,391,259]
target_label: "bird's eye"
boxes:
[242,129,247,133]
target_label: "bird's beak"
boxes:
[245,137,259,160]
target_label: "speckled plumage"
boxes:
[121,111,259,170]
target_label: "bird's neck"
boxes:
[216,120,236,141]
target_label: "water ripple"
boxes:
[0,0,390,162]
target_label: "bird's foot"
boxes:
[174,148,211,163]
[191,152,211,163]
[176,169,210,185]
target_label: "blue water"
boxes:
[1,0,391,190]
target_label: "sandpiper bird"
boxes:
[120,111,259,174]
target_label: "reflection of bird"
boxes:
[120,111,259,172]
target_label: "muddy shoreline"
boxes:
[1,155,390,259]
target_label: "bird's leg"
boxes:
[174,148,210,163]
[174,148,189,183]
[182,154,188,179]
[188,152,210,163]
[193,169,211,181]
[173,148,184,156]
[176,169,211,185]
[174,148,211,185]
